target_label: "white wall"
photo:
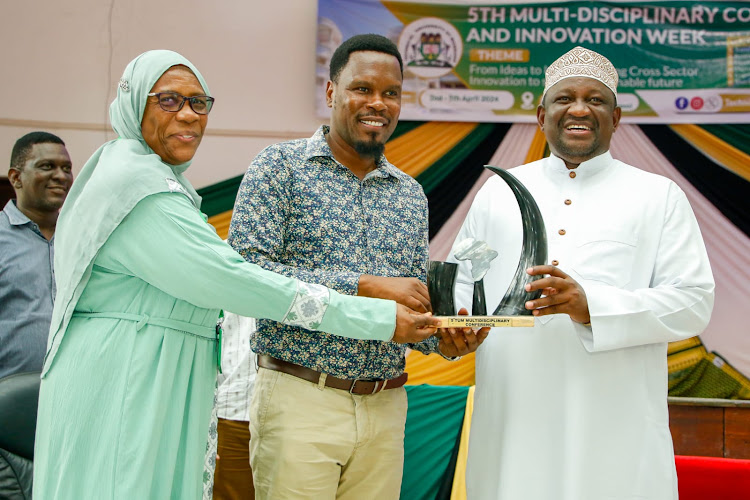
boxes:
[1,0,324,188]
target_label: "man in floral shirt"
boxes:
[228,34,486,500]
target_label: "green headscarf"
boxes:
[42,50,211,377]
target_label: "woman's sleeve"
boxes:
[102,192,397,341]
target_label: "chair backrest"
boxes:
[676,455,750,500]
[0,371,42,460]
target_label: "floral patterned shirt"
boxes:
[228,125,439,379]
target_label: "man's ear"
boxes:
[325,81,334,108]
[7,168,22,189]
[612,106,622,131]
[536,105,546,130]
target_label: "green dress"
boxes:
[33,192,397,499]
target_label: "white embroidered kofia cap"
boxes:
[542,46,619,100]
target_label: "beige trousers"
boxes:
[249,367,408,500]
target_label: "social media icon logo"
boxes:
[691,97,704,110]
[675,97,688,110]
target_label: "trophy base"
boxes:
[435,316,534,328]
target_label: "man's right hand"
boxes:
[358,275,432,313]
[392,304,440,344]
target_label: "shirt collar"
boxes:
[546,150,613,180]
[305,125,400,179]
[3,199,32,226]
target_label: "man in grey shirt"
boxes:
[0,131,73,379]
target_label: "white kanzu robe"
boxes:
[450,152,714,500]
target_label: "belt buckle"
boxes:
[349,378,383,395]
[349,378,362,395]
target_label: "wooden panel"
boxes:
[0,177,13,208]
[207,211,232,240]
[724,407,750,459]
[669,405,724,457]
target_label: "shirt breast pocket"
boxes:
[570,228,638,288]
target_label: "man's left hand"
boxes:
[524,265,590,324]
[436,308,490,357]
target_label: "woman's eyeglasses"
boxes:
[147,92,215,115]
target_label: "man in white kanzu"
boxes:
[450,46,715,500]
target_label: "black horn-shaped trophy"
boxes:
[427,166,548,328]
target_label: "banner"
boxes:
[316,0,750,123]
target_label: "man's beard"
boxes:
[553,128,600,161]
[353,137,385,159]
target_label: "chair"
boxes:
[0,371,41,500]
[676,455,750,500]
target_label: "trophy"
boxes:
[427,166,548,328]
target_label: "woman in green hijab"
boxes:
[32,50,438,499]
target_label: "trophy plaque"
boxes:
[427,166,548,328]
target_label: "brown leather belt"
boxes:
[258,355,408,395]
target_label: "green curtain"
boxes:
[401,385,469,500]
[700,124,750,156]
[197,174,244,218]
[416,123,496,195]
